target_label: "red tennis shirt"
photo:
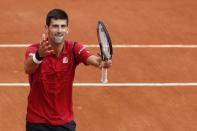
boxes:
[25,40,91,125]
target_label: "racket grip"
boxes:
[101,67,108,83]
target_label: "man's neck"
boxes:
[50,41,64,57]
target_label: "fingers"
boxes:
[40,43,55,57]
[38,34,55,57]
[40,33,47,46]
[44,44,55,55]
[42,33,46,41]
[97,53,101,57]
[100,60,112,69]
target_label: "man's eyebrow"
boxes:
[51,23,67,25]
[51,24,66,26]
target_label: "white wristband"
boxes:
[32,53,42,64]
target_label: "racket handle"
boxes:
[101,67,108,83]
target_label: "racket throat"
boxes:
[101,61,108,83]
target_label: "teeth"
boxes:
[56,36,63,38]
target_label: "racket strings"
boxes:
[98,25,111,60]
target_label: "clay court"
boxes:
[0,0,197,131]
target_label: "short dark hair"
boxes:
[46,9,68,26]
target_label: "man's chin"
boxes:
[53,38,64,44]
[55,41,64,44]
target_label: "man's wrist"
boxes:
[35,50,43,61]
[32,51,43,64]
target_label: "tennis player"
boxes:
[24,9,112,131]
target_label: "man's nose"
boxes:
[57,26,62,32]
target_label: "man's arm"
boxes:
[86,55,112,68]
[24,56,40,74]
[24,39,54,75]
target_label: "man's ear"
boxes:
[66,27,69,34]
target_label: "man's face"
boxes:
[46,19,68,44]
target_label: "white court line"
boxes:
[0,44,196,87]
[1,44,197,48]
[1,83,197,87]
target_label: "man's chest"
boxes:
[41,53,74,73]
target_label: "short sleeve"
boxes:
[25,44,39,60]
[74,42,92,64]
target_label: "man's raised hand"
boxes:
[38,34,54,57]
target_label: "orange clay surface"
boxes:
[0,0,197,131]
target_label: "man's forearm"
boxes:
[24,57,40,74]
[86,55,101,68]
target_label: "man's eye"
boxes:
[61,25,66,28]
[52,25,58,28]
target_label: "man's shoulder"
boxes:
[66,41,89,54]
[25,43,39,53]
[64,40,82,46]
[28,43,39,48]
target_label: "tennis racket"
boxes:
[97,21,113,83]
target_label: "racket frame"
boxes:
[97,21,113,83]
[97,21,113,61]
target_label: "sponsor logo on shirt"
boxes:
[63,57,68,63]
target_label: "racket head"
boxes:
[97,21,113,61]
